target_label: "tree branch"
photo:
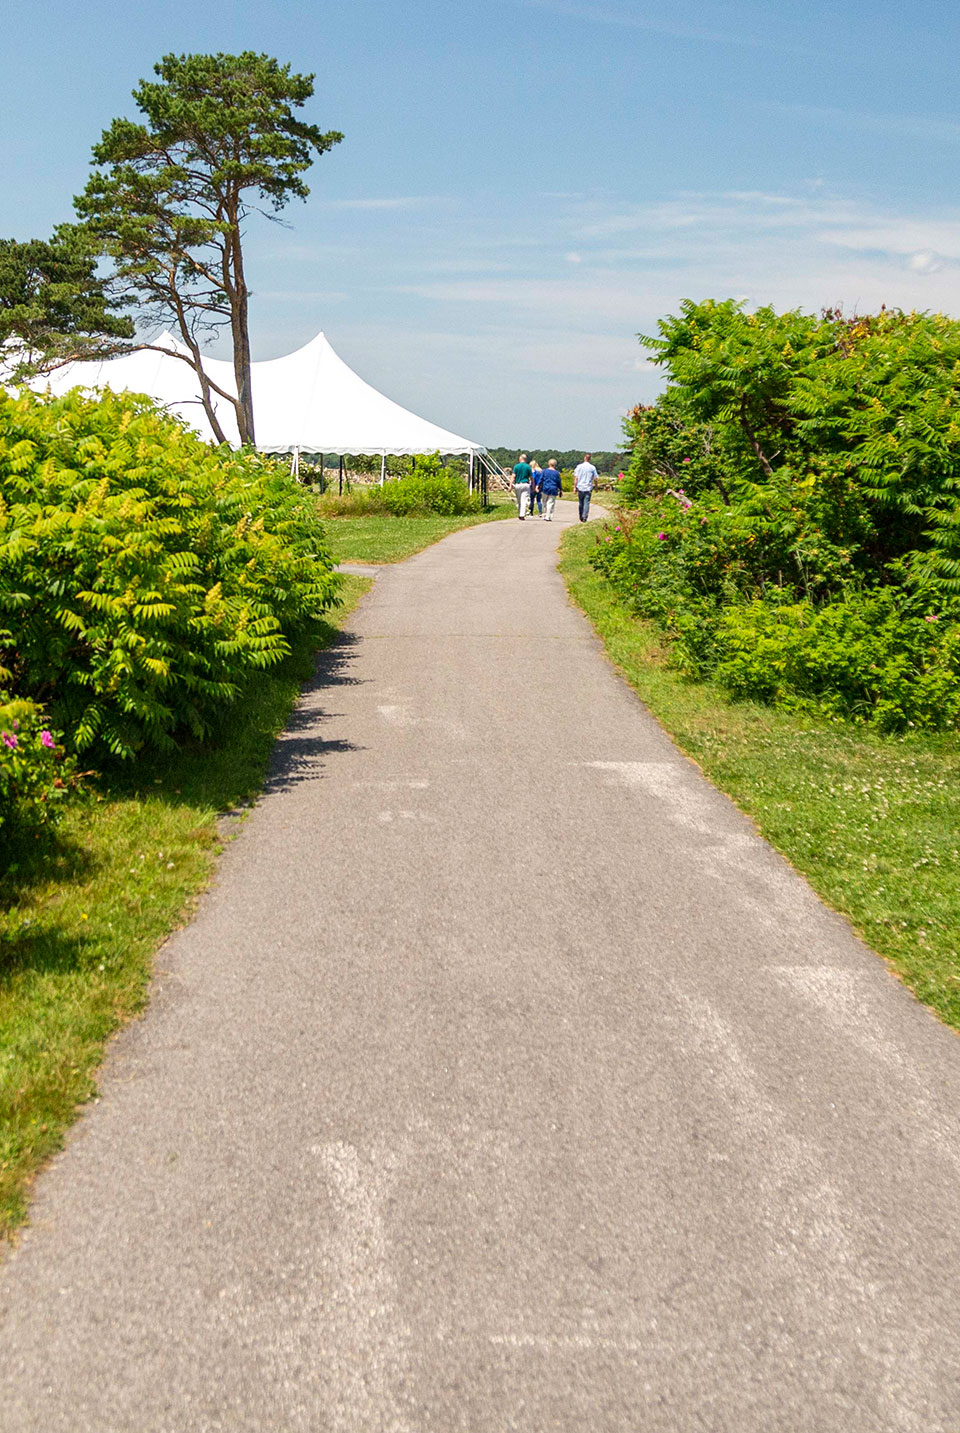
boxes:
[739,396,776,479]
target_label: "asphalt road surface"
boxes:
[2,500,959,1432]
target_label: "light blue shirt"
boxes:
[574,462,598,492]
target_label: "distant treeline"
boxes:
[487,447,626,473]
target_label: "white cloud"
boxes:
[248,184,960,446]
[909,251,944,275]
[326,196,434,211]
[257,290,351,302]
[522,0,772,49]
[822,218,960,261]
[767,102,960,147]
[392,189,960,342]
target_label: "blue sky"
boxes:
[3,0,960,447]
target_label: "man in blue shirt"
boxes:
[574,454,598,522]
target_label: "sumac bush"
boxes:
[0,387,341,758]
[591,300,960,730]
[713,592,960,730]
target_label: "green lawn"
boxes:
[558,487,620,510]
[322,502,514,565]
[559,524,960,1031]
[0,577,370,1240]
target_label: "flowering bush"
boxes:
[590,497,960,729]
[0,387,341,759]
[595,300,960,729]
[0,688,75,833]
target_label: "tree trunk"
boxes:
[711,475,732,506]
[228,219,255,446]
[196,365,231,447]
[739,397,775,479]
[166,301,232,447]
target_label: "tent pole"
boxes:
[339,456,343,496]
[469,449,475,494]
[380,451,386,487]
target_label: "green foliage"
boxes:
[713,592,960,731]
[0,387,340,759]
[596,300,960,730]
[73,51,343,444]
[0,232,134,381]
[487,446,626,475]
[634,299,960,581]
[0,687,76,835]
[314,456,480,517]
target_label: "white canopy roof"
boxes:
[26,330,485,456]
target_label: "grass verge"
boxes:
[559,524,960,1032]
[322,502,514,564]
[558,488,620,511]
[0,576,370,1240]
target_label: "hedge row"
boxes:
[0,387,340,829]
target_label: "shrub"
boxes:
[629,300,960,589]
[0,686,75,833]
[588,500,960,729]
[593,301,960,731]
[380,468,479,516]
[712,591,960,731]
[0,387,341,758]
[314,456,480,518]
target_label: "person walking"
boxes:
[539,458,562,520]
[574,453,599,522]
[511,453,533,520]
[530,460,543,516]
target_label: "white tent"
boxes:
[26,330,486,458]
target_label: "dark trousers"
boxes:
[578,489,592,521]
[532,489,542,514]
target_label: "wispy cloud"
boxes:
[523,0,758,48]
[392,189,960,336]
[522,0,809,53]
[577,190,868,239]
[767,102,960,146]
[257,290,351,302]
[326,196,435,211]
[252,185,960,446]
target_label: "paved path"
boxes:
[2,503,960,1432]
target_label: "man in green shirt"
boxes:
[511,454,533,520]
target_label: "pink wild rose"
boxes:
[2,731,17,750]
[40,730,55,748]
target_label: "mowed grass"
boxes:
[321,501,514,564]
[0,577,370,1240]
[558,487,620,510]
[559,524,960,1031]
